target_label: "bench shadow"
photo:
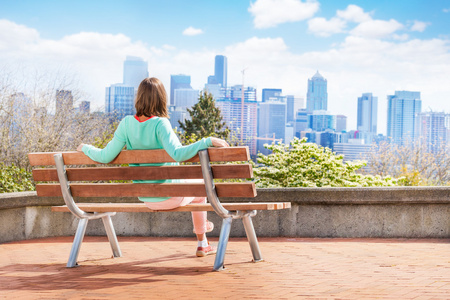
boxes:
[0,254,212,291]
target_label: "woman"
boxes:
[77,77,229,256]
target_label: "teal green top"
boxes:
[82,115,212,202]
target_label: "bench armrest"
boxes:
[199,150,238,219]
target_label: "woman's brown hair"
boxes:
[135,77,169,118]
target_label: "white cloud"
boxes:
[410,20,429,32]
[162,44,176,51]
[308,17,347,37]
[443,8,450,13]
[182,26,204,36]
[225,37,288,57]
[350,19,404,39]
[249,0,319,29]
[0,19,40,50]
[336,5,372,23]
[392,33,409,41]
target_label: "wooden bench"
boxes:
[28,147,291,271]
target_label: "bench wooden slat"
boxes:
[32,164,253,181]
[36,182,257,198]
[51,202,291,213]
[28,147,250,166]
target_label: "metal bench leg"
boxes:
[102,215,122,258]
[242,214,263,263]
[67,218,88,268]
[213,217,233,271]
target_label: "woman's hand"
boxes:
[210,137,229,147]
[76,143,85,152]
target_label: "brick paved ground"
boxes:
[0,236,448,299]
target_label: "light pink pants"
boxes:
[145,197,208,234]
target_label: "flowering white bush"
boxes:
[254,138,397,188]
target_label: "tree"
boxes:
[178,91,229,142]
[0,68,109,171]
[254,138,397,188]
[366,139,450,186]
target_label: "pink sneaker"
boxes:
[193,220,214,234]
[196,243,217,257]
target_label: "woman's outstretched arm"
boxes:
[76,119,127,163]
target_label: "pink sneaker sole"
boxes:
[196,244,217,257]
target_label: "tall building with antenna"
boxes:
[306,71,327,112]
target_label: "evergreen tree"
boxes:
[179,90,229,141]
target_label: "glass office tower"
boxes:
[170,75,192,106]
[262,88,282,102]
[387,91,422,144]
[357,93,378,134]
[123,56,149,90]
[257,101,287,154]
[416,111,448,153]
[105,84,135,120]
[214,55,227,88]
[306,71,327,112]
[308,110,336,131]
[216,85,257,155]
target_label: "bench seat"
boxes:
[52,202,291,213]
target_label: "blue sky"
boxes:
[1,0,449,134]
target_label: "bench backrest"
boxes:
[29,147,256,199]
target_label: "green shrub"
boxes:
[0,163,35,193]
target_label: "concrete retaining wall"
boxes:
[0,187,449,243]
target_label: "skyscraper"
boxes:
[286,95,303,123]
[204,83,224,100]
[294,109,308,137]
[123,56,149,90]
[416,111,448,153]
[333,139,372,162]
[216,85,257,155]
[214,55,227,88]
[174,89,199,109]
[357,93,378,134]
[257,101,287,154]
[308,110,336,131]
[170,75,192,106]
[387,91,422,144]
[169,106,187,131]
[336,115,347,132]
[207,75,218,84]
[306,71,327,112]
[105,84,135,120]
[262,88,282,102]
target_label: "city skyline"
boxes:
[1,0,449,135]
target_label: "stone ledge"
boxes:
[1,187,449,210]
[0,187,449,243]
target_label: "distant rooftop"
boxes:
[311,70,325,80]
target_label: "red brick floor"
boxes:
[0,236,449,299]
